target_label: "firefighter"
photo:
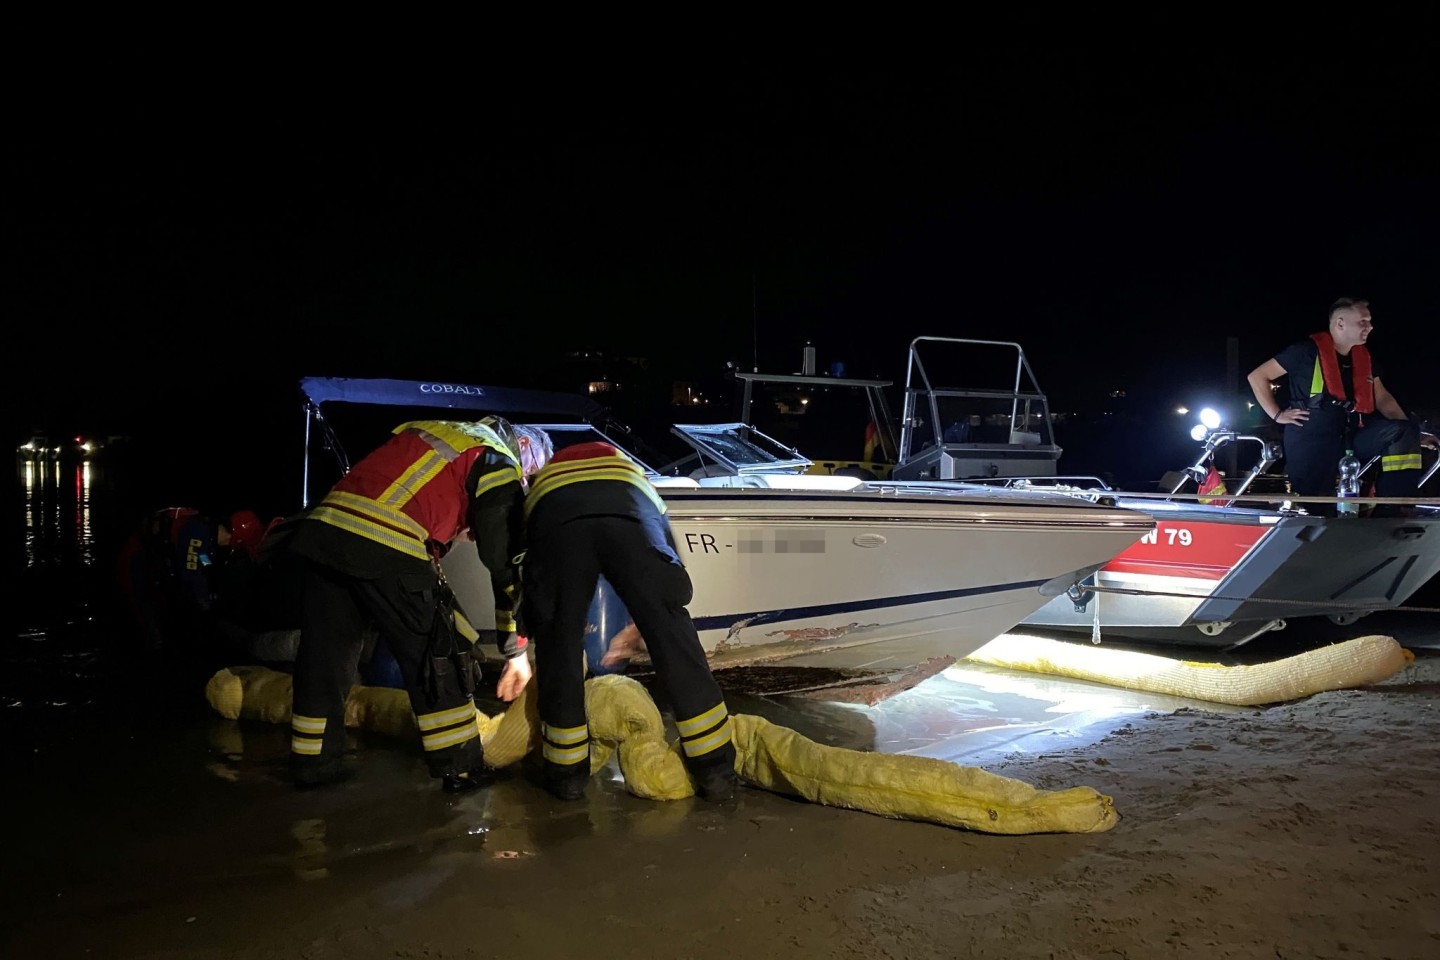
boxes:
[286,417,553,791]
[521,440,738,802]
[117,506,267,656]
[1247,297,1437,515]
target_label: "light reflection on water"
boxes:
[19,455,97,570]
[7,451,136,727]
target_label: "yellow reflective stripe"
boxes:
[377,450,448,506]
[454,609,479,642]
[542,722,589,745]
[682,717,734,758]
[495,611,517,632]
[543,742,589,765]
[422,724,478,752]
[291,714,327,735]
[529,463,647,497]
[310,506,431,561]
[526,464,666,518]
[408,424,465,460]
[676,703,728,738]
[1309,357,1325,398]
[291,737,324,755]
[416,703,477,731]
[322,490,431,541]
[404,421,513,461]
[474,468,522,496]
[1382,453,1422,471]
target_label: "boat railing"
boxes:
[1168,429,1283,501]
[899,337,1058,466]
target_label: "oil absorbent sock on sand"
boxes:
[205,668,1115,835]
[963,633,1411,706]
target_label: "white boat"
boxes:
[297,377,1153,670]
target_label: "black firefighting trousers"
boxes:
[522,514,737,796]
[290,558,482,784]
[1283,405,1421,510]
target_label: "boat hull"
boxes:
[448,486,1152,669]
[1021,503,1440,647]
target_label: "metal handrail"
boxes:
[1167,430,1283,501]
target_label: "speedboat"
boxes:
[297,376,1153,670]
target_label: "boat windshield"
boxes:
[670,423,812,477]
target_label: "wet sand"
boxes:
[2,612,1437,960]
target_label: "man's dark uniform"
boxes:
[287,420,529,789]
[522,441,738,801]
[1274,334,1422,509]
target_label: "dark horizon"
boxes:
[7,39,1439,455]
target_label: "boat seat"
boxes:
[649,476,701,488]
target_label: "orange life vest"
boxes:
[1309,332,1374,413]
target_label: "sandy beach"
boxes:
[2,623,1437,960]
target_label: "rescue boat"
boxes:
[702,337,1439,650]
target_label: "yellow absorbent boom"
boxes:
[204,667,1116,835]
[963,633,1412,706]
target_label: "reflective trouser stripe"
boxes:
[542,722,590,766]
[543,742,589,765]
[422,723,478,752]
[678,703,735,758]
[417,703,475,731]
[292,714,327,755]
[1383,453,1422,472]
[675,703,727,738]
[417,702,478,753]
[681,716,734,758]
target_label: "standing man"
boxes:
[287,417,552,791]
[1247,297,1436,515]
[521,441,738,802]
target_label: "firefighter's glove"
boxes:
[495,651,531,703]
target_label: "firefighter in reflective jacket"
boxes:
[522,441,739,802]
[1247,298,1437,514]
[286,418,553,790]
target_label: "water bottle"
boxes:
[1336,449,1361,517]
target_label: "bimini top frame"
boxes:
[297,376,606,508]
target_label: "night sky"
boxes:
[7,32,1439,494]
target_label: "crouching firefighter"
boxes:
[521,441,739,802]
[287,417,553,791]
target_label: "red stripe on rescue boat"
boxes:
[1104,520,1270,582]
